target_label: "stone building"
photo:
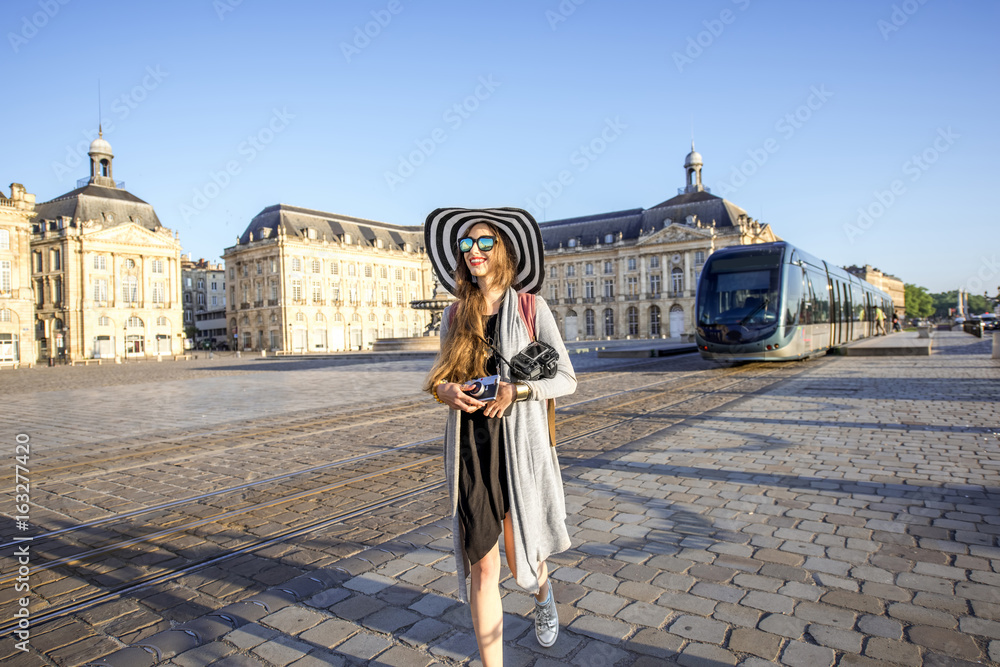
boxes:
[845,264,905,317]
[0,183,37,366]
[181,256,227,349]
[223,205,433,352]
[30,134,183,361]
[539,146,779,340]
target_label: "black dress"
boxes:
[456,313,511,566]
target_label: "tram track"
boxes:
[0,359,803,640]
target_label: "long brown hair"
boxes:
[424,223,518,390]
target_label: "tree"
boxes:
[904,284,934,319]
[931,290,993,318]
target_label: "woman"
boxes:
[423,208,577,665]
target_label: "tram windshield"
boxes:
[697,252,782,340]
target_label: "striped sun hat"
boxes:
[424,207,545,296]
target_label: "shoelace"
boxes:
[535,595,554,627]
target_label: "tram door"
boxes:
[830,279,840,346]
[842,283,852,342]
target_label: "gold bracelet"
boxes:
[432,380,447,404]
[515,383,531,402]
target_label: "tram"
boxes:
[695,241,893,361]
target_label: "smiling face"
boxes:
[462,222,498,285]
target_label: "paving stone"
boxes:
[793,601,855,629]
[726,627,781,661]
[676,642,737,666]
[907,625,983,661]
[858,613,903,639]
[668,615,727,644]
[758,612,806,639]
[568,640,631,667]
[397,618,450,648]
[567,614,631,643]
[805,623,863,652]
[577,591,628,616]
[251,635,312,666]
[630,628,684,659]
[780,640,835,667]
[887,602,957,628]
[863,637,922,665]
[298,619,359,649]
[369,645,434,667]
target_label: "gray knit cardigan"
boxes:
[439,289,577,602]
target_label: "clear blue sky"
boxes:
[3,0,997,294]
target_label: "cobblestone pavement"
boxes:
[4,332,1000,666]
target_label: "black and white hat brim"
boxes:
[424,207,545,296]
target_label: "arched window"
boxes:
[627,306,639,336]
[126,316,144,329]
[585,309,595,336]
[603,308,614,337]
[156,316,168,326]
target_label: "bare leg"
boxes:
[470,543,503,667]
[501,511,550,602]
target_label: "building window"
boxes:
[122,276,138,302]
[628,306,639,336]
[312,282,322,303]
[395,268,403,281]
[311,259,321,274]
[291,257,302,272]
[409,269,417,281]
[51,249,61,271]
[627,257,636,271]
[33,252,43,273]
[35,280,43,306]
[695,250,705,265]
[585,262,593,276]
[566,265,575,277]
[567,282,576,299]
[348,264,356,277]
[568,238,576,248]
[270,282,279,301]
[0,261,10,293]
[98,316,110,326]
[211,295,218,307]
[650,274,661,295]
[292,278,302,301]
[152,259,164,274]
[364,265,373,278]
[53,278,62,305]
[604,233,614,244]
[603,309,614,336]
[650,256,660,269]
[627,276,638,297]
[671,267,684,294]
[0,230,8,250]
[603,279,614,298]
[585,281,595,299]
[550,266,557,278]
[332,284,341,302]
[396,286,404,304]
[196,292,205,305]
[211,281,217,290]
[650,306,661,336]
[157,316,168,326]
[93,278,107,302]
[604,261,613,274]
[124,258,135,269]
[379,266,388,279]
[93,254,106,270]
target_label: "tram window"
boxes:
[783,268,803,326]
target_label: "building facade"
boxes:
[30,135,183,361]
[182,256,227,348]
[223,205,434,352]
[845,264,905,317]
[0,183,37,366]
[539,146,779,340]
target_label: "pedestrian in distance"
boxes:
[423,208,577,666]
[875,306,887,336]
[892,312,901,333]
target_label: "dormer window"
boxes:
[567,238,576,248]
[604,233,614,244]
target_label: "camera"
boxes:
[463,374,500,401]
[509,341,559,382]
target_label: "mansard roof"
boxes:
[239,203,424,250]
[539,190,750,249]
[33,183,162,231]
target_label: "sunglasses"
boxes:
[458,236,496,253]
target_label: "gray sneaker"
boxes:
[534,583,559,647]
